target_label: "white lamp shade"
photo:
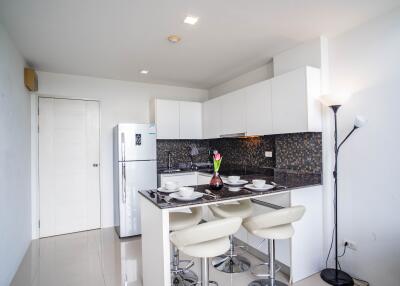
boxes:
[319,93,351,107]
[354,116,367,128]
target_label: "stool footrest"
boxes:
[171,269,198,285]
[193,281,218,286]
[250,262,281,278]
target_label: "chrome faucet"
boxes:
[167,151,172,170]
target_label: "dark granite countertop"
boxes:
[140,169,322,209]
[157,168,213,175]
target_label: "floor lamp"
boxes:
[319,98,366,286]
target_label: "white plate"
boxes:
[224,180,248,186]
[170,191,204,201]
[157,187,179,193]
[227,187,242,192]
[244,184,274,191]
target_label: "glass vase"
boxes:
[209,172,223,190]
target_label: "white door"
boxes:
[39,97,100,237]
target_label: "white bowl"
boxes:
[178,187,195,198]
[165,181,178,190]
[228,176,240,183]
[252,179,266,188]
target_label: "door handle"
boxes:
[122,163,126,203]
[93,163,99,167]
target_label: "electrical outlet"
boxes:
[344,240,357,251]
[265,151,273,158]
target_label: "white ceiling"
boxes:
[1,0,399,89]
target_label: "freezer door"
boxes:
[117,124,156,161]
[118,160,157,237]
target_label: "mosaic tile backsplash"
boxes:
[275,133,322,173]
[157,139,211,169]
[209,137,275,168]
[157,132,322,174]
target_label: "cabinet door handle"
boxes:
[93,163,99,167]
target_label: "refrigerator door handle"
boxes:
[122,162,127,203]
[121,132,126,162]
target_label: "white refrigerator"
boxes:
[113,123,157,237]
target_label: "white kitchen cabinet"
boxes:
[159,173,197,188]
[202,66,321,137]
[151,99,202,139]
[197,173,212,185]
[202,97,222,139]
[220,88,246,136]
[271,66,321,134]
[179,101,202,139]
[245,80,273,136]
[152,99,180,139]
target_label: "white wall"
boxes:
[33,72,208,234]
[327,8,400,285]
[208,37,323,99]
[208,62,274,98]
[0,24,31,285]
[273,37,323,76]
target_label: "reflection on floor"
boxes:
[11,228,329,286]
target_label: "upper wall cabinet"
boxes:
[245,80,273,136]
[179,101,202,139]
[151,99,202,139]
[202,96,222,139]
[152,99,180,139]
[271,66,321,134]
[220,88,246,136]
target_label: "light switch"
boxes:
[265,151,273,158]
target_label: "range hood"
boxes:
[219,133,261,138]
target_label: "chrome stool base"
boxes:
[171,269,198,286]
[212,254,251,273]
[248,279,287,286]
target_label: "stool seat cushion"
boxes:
[170,207,202,231]
[252,224,294,240]
[209,199,252,219]
[180,237,230,258]
[243,206,305,240]
[170,217,242,248]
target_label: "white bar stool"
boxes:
[170,217,243,286]
[208,199,253,273]
[170,207,203,286]
[243,206,306,286]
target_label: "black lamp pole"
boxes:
[320,104,359,286]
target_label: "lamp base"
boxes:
[320,268,354,286]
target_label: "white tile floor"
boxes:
[11,228,329,286]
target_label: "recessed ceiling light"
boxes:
[184,16,199,25]
[140,70,149,75]
[167,35,181,43]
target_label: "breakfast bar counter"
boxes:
[139,171,324,286]
[140,170,321,209]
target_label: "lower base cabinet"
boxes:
[158,173,198,188]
